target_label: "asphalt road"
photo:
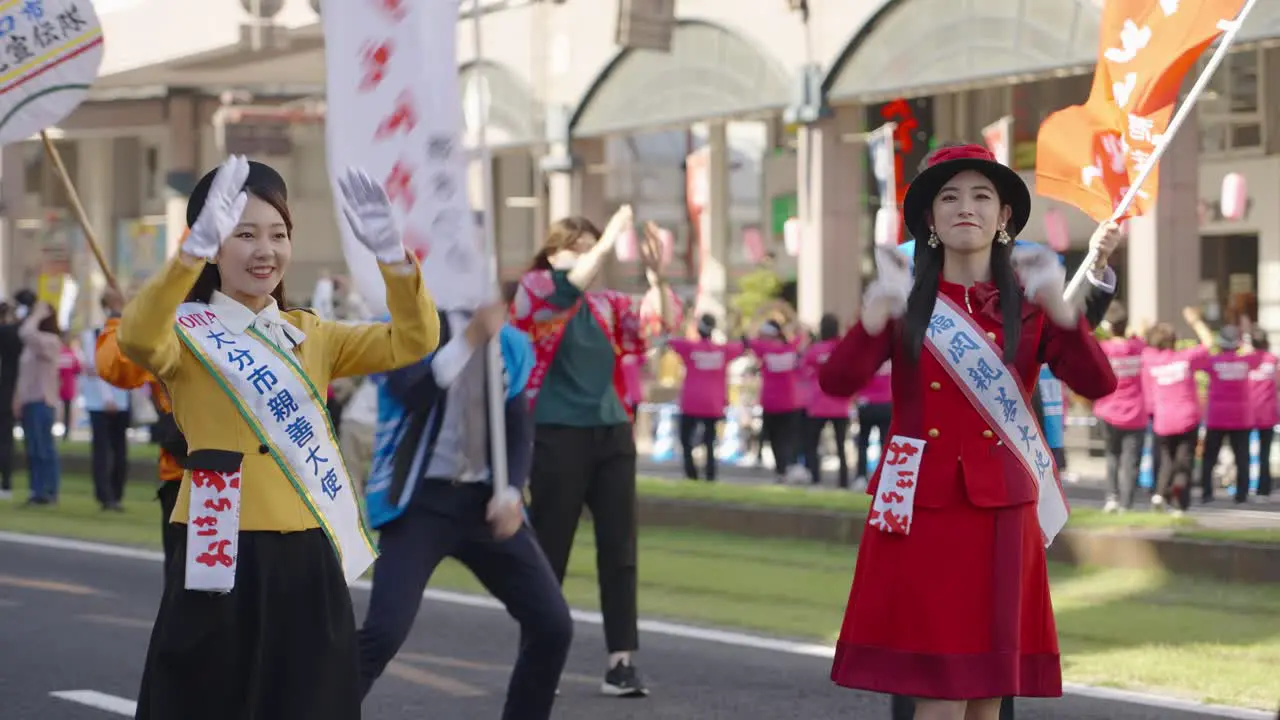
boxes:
[0,533,1271,720]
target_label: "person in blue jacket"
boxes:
[357,303,571,720]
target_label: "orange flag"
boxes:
[1035,0,1245,222]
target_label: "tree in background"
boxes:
[729,266,783,335]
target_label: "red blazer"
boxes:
[820,279,1117,509]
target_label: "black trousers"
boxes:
[358,486,572,720]
[0,408,12,491]
[1102,421,1144,509]
[529,423,638,652]
[679,414,719,481]
[856,403,892,479]
[157,481,181,583]
[761,410,801,476]
[136,528,361,720]
[1258,427,1274,497]
[1156,429,1198,510]
[1201,428,1252,503]
[803,415,850,487]
[891,696,1016,719]
[89,410,131,507]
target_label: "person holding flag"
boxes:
[819,144,1116,719]
[357,300,571,720]
[119,155,441,720]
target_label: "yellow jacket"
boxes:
[117,253,440,532]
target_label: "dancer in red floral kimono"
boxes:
[818,144,1117,720]
[510,206,677,697]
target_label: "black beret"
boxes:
[185,160,288,228]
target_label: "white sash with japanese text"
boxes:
[175,303,377,589]
[922,295,1070,546]
[868,436,926,535]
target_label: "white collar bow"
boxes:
[210,291,307,351]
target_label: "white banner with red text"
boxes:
[322,0,486,314]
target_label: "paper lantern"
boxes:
[615,225,637,262]
[656,227,674,268]
[742,226,765,264]
[1221,172,1247,221]
[783,217,801,257]
[1043,208,1070,253]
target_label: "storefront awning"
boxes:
[825,0,1102,103]
[571,21,791,138]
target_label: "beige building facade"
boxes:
[4,0,1280,333]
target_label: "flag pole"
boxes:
[1063,0,1259,304]
[469,0,510,495]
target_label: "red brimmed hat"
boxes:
[901,144,1031,244]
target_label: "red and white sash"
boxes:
[921,294,1069,546]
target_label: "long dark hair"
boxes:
[819,313,839,341]
[185,186,291,306]
[902,233,1022,364]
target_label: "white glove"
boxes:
[1012,244,1067,304]
[860,281,909,332]
[339,168,406,265]
[1012,244,1075,327]
[861,246,912,333]
[183,155,250,260]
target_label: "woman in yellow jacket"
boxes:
[118,155,440,720]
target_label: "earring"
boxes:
[997,226,1012,245]
[927,228,940,249]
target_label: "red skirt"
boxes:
[830,497,1062,699]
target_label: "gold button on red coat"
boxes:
[982,430,994,438]
[930,381,941,390]
[928,428,940,438]
[986,331,997,341]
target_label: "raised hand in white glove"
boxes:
[1012,244,1075,328]
[182,155,250,260]
[339,168,406,265]
[861,245,912,334]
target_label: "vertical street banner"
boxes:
[982,116,1012,167]
[322,0,486,314]
[864,98,933,242]
[0,0,104,145]
[865,122,898,246]
[1035,0,1248,222]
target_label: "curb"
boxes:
[50,452,1280,585]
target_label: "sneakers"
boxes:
[601,661,648,697]
[1102,497,1120,513]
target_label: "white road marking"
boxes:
[49,690,136,716]
[6,531,1274,720]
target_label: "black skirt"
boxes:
[135,527,362,720]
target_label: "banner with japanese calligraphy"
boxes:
[864,98,933,242]
[322,0,487,315]
[1034,0,1246,222]
[0,0,104,145]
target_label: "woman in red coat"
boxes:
[819,144,1116,720]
